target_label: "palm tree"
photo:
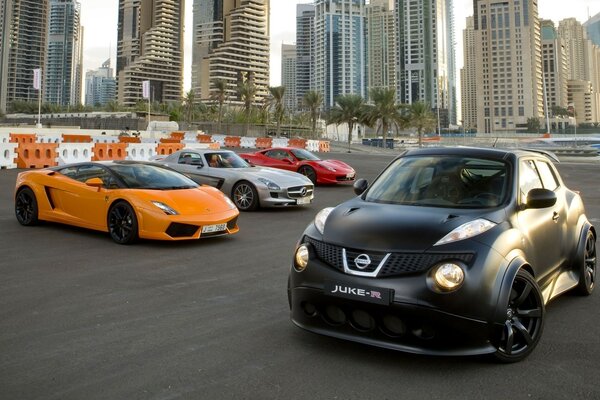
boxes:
[182,89,196,125]
[211,79,228,133]
[268,86,286,137]
[303,90,323,138]
[237,80,257,136]
[408,102,437,148]
[363,87,404,148]
[329,94,366,152]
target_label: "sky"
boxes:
[81,0,600,92]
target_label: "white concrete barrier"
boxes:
[0,142,18,169]
[240,137,257,148]
[272,138,289,148]
[183,143,212,150]
[56,143,94,165]
[0,133,11,143]
[92,135,119,143]
[126,143,157,161]
[141,137,159,144]
[307,140,320,152]
[37,134,62,143]
[211,135,226,147]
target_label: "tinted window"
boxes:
[108,164,198,189]
[291,149,320,161]
[365,156,508,208]
[178,152,203,165]
[204,152,249,168]
[265,149,291,160]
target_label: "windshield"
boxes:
[365,156,509,208]
[204,152,250,168]
[291,148,320,161]
[109,163,198,190]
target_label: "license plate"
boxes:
[324,281,392,305]
[296,197,312,205]
[201,223,227,234]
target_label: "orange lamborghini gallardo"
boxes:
[14,161,240,244]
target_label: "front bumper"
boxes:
[257,184,314,208]
[137,208,240,240]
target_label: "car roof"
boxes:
[400,147,558,163]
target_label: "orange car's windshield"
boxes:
[109,164,198,190]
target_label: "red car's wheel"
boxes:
[298,165,317,184]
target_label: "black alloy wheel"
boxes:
[576,231,596,296]
[493,269,545,363]
[298,165,317,184]
[232,181,259,211]
[15,187,39,226]
[108,201,138,244]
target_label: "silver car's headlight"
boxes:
[151,201,179,215]
[314,207,334,234]
[258,178,280,190]
[434,219,496,246]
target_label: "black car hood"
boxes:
[322,198,501,252]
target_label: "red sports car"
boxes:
[240,147,356,185]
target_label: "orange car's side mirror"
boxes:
[85,177,104,188]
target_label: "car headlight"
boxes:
[294,244,309,272]
[434,218,496,246]
[258,178,280,190]
[314,207,334,234]
[151,201,179,215]
[432,263,465,291]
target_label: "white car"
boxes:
[155,149,314,211]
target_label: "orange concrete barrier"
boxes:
[62,134,92,143]
[319,141,331,152]
[423,136,441,142]
[224,136,242,147]
[118,136,141,143]
[156,143,184,155]
[197,134,213,143]
[288,138,307,149]
[208,142,221,150]
[10,133,36,144]
[255,137,273,149]
[16,143,58,168]
[159,138,181,143]
[93,143,128,161]
[170,131,185,141]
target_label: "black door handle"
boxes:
[552,212,559,222]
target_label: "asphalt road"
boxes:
[1,153,599,400]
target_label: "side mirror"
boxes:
[525,188,557,209]
[85,177,104,188]
[353,178,368,196]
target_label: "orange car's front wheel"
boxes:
[108,201,139,244]
[15,187,39,226]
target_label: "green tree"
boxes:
[237,80,257,136]
[329,94,366,152]
[303,90,323,139]
[268,86,286,137]
[527,117,541,133]
[363,87,404,148]
[182,89,196,124]
[407,102,437,148]
[211,79,228,133]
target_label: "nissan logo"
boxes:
[354,254,372,270]
[300,187,307,196]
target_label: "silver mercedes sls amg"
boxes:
[154,149,314,211]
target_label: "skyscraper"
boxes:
[585,12,600,46]
[540,20,568,112]
[45,0,83,106]
[461,16,477,130]
[0,0,50,113]
[85,59,116,107]
[395,0,456,127]
[473,0,544,133]
[314,0,367,108]
[296,3,315,111]
[281,44,297,112]
[191,0,270,104]
[366,0,396,95]
[116,0,184,107]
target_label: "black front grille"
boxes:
[166,223,199,238]
[304,236,473,277]
[227,217,238,230]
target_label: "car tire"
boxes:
[493,269,545,363]
[232,181,259,211]
[107,201,139,244]
[575,230,596,296]
[15,187,39,226]
[298,165,317,184]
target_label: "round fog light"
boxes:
[433,263,465,291]
[294,244,309,272]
